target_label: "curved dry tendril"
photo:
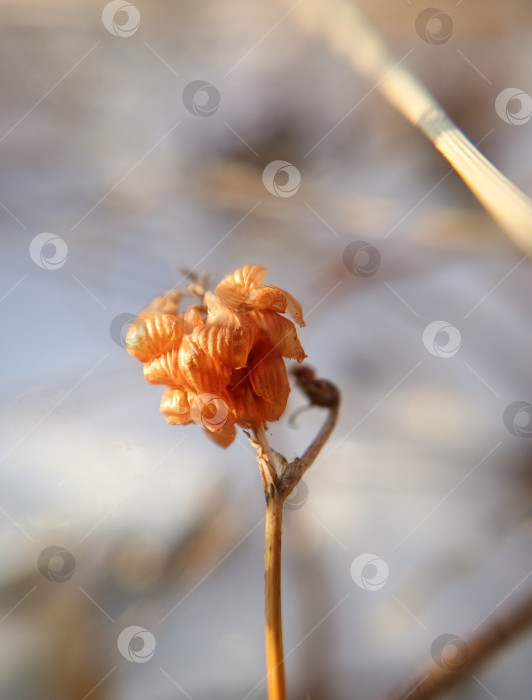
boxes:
[250,365,340,502]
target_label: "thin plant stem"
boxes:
[249,367,340,700]
[264,486,287,700]
[251,423,288,700]
[254,422,280,489]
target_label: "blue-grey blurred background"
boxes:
[1,0,532,698]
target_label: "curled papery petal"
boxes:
[215,264,267,310]
[183,305,205,329]
[215,265,305,325]
[126,314,184,363]
[250,286,288,313]
[276,288,305,327]
[177,335,229,395]
[204,422,237,448]
[248,310,307,362]
[160,388,192,425]
[250,287,305,325]
[248,340,290,408]
[194,292,255,369]
[227,370,277,426]
[143,349,182,386]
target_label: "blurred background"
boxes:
[1,0,532,698]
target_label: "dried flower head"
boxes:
[126,265,306,447]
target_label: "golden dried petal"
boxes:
[183,306,205,333]
[215,266,305,325]
[250,286,287,313]
[126,314,184,363]
[260,396,288,422]
[248,341,290,407]
[143,349,182,387]
[203,422,236,448]
[160,388,192,425]
[215,265,267,309]
[248,310,306,362]
[193,292,255,369]
[248,287,304,326]
[220,264,267,292]
[278,288,305,326]
[177,335,229,395]
[225,371,270,427]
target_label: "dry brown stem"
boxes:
[249,366,340,700]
